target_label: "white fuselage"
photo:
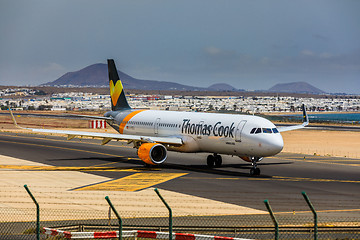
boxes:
[113,110,284,158]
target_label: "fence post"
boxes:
[24,185,40,240]
[302,192,318,240]
[105,196,122,240]
[154,188,172,240]
[264,199,279,240]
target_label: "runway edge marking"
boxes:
[74,173,188,192]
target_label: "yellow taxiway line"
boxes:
[183,176,360,184]
[276,208,360,215]
[268,156,360,167]
[75,173,188,191]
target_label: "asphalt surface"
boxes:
[0,131,359,217]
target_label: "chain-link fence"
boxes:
[0,185,359,240]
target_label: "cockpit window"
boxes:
[251,127,279,134]
[262,128,272,133]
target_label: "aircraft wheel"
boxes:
[214,155,222,168]
[250,168,261,176]
[207,155,215,168]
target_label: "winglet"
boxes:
[301,104,309,127]
[9,108,24,129]
[277,104,309,132]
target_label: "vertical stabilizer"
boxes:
[107,59,131,111]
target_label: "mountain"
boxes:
[208,83,239,91]
[268,82,326,94]
[43,63,207,91]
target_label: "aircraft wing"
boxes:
[28,128,183,145]
[0,112,113,121]
[9,109,182,146]
[60,114,113,121]
[277,104,309,132]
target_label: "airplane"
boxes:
[10,59,309,176]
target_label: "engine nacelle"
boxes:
[138,143,167,165]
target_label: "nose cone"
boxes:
[272,134,284,154]
[261,134,284,156]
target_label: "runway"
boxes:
[0,131,359,216]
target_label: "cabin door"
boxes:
[235,120,247,142]
[154,118,160,135]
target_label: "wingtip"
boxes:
[8,108,24,129]
[302,104,309,126]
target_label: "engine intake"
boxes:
[138,143,167,165]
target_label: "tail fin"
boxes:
[107,59,131,111]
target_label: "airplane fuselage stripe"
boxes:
[119,110,147,134]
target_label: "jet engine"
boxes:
[138,143,167,165]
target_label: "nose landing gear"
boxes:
[207,153,222,168]
[250,157,263,176]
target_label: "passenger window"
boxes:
[272,128,279,133]
[250,128,256,134]
[255,128,262,134]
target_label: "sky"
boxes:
[0,0,359,94]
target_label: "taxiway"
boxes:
[0,131,359,216]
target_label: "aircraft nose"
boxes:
[272,134,284,154]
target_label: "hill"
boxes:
[43,63,207,91]
[208,83,241,91]
[268,82,325,94]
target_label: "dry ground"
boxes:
[282,129,360,159]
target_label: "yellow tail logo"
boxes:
[109,80,123,106]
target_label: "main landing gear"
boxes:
[207,153,222,168]
[250,157,263,176]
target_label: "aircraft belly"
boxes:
[196,136,236,155]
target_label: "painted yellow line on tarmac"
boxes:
[277,208,360,215]
[0,139,139,161]
[314,159,360,162]
[88,161,119,168]
[182,176,360,183]
[0,164,141,172]
[269,156,360,167]
[270,176,360,183]
[76,173,188,191]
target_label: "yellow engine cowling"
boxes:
[138,143,167,165]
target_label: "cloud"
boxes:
[301,50,333,59]
[312,34,329,41]
[203,46,238,58]
[204,46,221,55]
[301,50,315,57]
[319,52,332,59]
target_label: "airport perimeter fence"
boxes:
[0,186,359,240]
